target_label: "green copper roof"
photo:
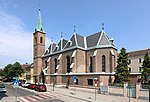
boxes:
[35,8,44,33]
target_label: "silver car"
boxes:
[0,84,6,93]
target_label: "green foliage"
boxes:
[2,62,24,79]
[0,69,4,76]
[114,48,130,84]
[141,53,150,84]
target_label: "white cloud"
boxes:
[0,11,33,68]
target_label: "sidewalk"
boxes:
[47,85,148,102]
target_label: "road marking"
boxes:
[19,97,29,102]
[24,96,37,102]
[19,93,60,102]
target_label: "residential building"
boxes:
[20,63,34,83]
[128,48,150,73]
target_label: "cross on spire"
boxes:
[61,32,63,38]
[74,25,76,33]
[51,37,53,43]
[35,5,44,33]
[102,23,104,30]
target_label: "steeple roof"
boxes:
[35,8,44,33]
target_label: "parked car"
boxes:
[0,84,6,93]
[28,84,37,89]
[22,83,30,88]
[35,84,47,92]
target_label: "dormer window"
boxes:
[68,40,72,46]
[56,45,59,50]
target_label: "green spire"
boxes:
[35,8,44,32]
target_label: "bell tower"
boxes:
[33,8,45,83]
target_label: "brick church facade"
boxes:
[33,8,118,87]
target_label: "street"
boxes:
[0,83,89,102]
[0,82,148,102]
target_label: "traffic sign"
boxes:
[93,78,98,86]
[73,76,77,84]
[13,79,19,87]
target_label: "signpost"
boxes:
[73,76,77,94]
[93,78,98,100]
[13,78,19,102]
[127,84,132,102]
[147,76,150,102]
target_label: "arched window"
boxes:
[45,60,47,68]
[54,58,57,73]
[90,56,93,72]
[66,55,70,73]
[40,36,43,43]
[35,37,37,44]
[102,55,106,72]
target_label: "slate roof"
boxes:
[45,43,56,54]
[86,32,101,48]
[44,31,116,56]
[76,34,85,48]
[53,39,68,52]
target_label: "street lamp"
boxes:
[147,75,150,102]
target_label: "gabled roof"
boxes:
[86,31,113,48]
[45,43,56,55]
[76,34,85,48]
[86,32,102,48]
[53,39,68,52]
[44,31,116,57]
[128,48,150,57]
[64,33,77,49]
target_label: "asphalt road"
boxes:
[4,83,37,97]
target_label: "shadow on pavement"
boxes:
[46,99,64,102]
[0,92,8,100]
[109,92,123,97]
[139,96,148,100]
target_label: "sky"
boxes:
[0,0,150,68]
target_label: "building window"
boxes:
[34,48,37,56]
[54,58,57,73]
[40,36,43,43]
[58,60,60,65]
[76,79,78,85]
[89,56,93,72]
[128,67,131,72]
[45,60,47,68]
[71,57,74,63]
[138,58,142,63]
[87,79,93,86]
[35,37,37,44]
[139,67,142,72]
[66,55,71,73]
[102,55,106,72]
[128,59,131,64]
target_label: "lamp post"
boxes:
[127,84,132,102]
[147,76,150,102]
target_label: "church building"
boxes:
[33,8,118,87]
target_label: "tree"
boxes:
[114,48,130,85]
[3,64,13,79]
[12,62,24,77]
[0,69,4,76]
[3,62,24,79]
[141,53,150,84]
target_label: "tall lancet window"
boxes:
[89,56,93,72]
[102,55,106,72]
[66,55,70,73]
[54,58,57,73]
[35,37,37,44]
[40,36,43,43]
